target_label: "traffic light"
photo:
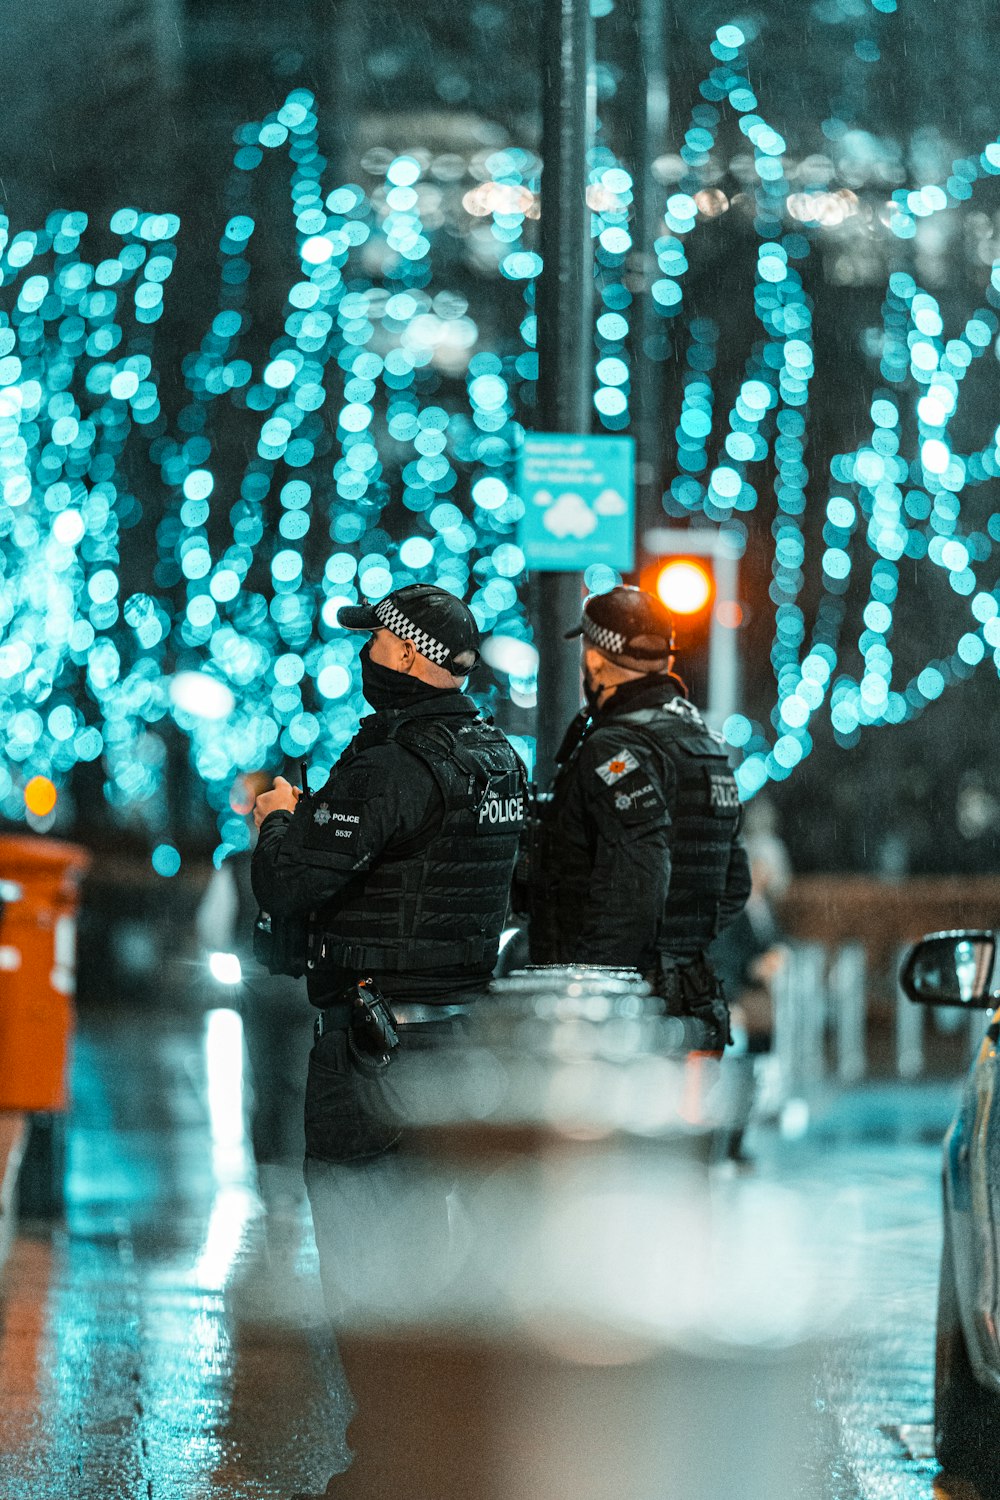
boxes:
[653,557,714,621]
[639,531,740,727]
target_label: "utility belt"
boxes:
[253,919,495,982]
[314,979,474,1079]
[315,932,495,971]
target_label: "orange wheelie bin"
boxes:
[0,836,90,1216]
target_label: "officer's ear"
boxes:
[397,637,419,672]
[582,646,609,679]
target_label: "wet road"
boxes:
[0,1000,965,1499]
[765,1086,952,1500]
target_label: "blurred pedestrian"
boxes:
[528,585,751,1052]
[711,828,791,1166]
[250,584,524,1498]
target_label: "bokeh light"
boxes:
[151,844,182,877]
[1,22,999,846]
[24,776,57,818]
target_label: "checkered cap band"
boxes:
[374,596,451,665]
[581,612,627,656]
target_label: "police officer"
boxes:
[529,585,751,1051]
[250,583,524,1497]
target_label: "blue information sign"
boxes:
[517,433,635,572]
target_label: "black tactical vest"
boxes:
[316,709,525,982]
[626,700,742,956]
[537,693,742,963]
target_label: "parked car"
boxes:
[901,929,1000,1494]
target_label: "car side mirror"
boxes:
[900,931,997,1009]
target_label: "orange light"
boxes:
[24,776,57,818]
[230,770,271,815]
[229,775,254,816]
[655,558,713,616]
[715,600,743,630]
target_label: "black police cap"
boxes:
[566,585,675,669]
[338,583,481,672]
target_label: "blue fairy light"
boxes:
[4,27,1000,834]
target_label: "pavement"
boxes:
[0,999,970,1499]
[0,1003,349,1500]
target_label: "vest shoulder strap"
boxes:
[339,714,396,765]
[395,715,521,794]
[615,703,729,759]
[394,715,464,775]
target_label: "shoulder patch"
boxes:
[605,770,667,826]
[594,747,641,785]
[302,798,366,852]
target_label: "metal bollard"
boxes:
[772,942,829,1115]
[772,950,797,1105]
[829,943,867,1084]
[895,945,925,1079]
[798,943,829,1088]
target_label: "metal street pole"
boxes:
[533,0,594,787]
[621,0,670,545]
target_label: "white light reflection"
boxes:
[205,1006,247,1160]
[193,1184,258,1293]
[192,1008,256,1292]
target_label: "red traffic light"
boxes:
[653,558,714,616]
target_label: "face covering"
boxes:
[360,639,454,712]
[583,669,603,714]
[584,657,614,713]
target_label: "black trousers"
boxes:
[242,995,315,1168]
[303,1021,468,1326]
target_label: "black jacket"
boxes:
[529,675,751,971]
[252,691,524,1004]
